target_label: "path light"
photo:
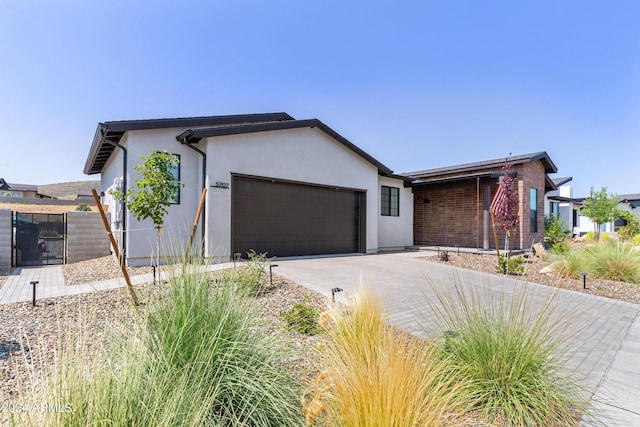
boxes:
[331,287,344,303]
[269,264,279,287]
[581,272,588,290]
[233,253,241,268]
[30,281,39,307]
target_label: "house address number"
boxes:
[213,182,230,189]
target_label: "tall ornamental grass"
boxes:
[304,287,463,427]
[427,281,587,426]
[551,241,640,283]
[14,260,304,427]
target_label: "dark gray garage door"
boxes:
[232,176,365,258]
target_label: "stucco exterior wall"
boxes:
[67,211,112,263]
[205,127,382,261]
[377,176,414,248]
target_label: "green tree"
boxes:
[116,150,183,268]
[580,187,621,241]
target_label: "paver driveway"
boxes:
[275,251,640,426]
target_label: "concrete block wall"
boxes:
[0,209,11,270]
[66,211,111,263]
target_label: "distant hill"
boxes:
[38,180,101,200]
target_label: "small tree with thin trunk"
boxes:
[581,187,621,241]
[491,162,519,255]
[116,150,183,271]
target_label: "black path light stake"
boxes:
[331,287,344,303]
[581,272,588,290]
[30,281,39,307]
[269,264,279,287]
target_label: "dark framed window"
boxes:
[168,154,180,204]
[530,188,538,232]
[381,186,399,216]
[550,201,559,216]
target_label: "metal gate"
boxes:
[13,213,67,266]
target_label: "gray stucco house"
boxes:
[84,113,413,266]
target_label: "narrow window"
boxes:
[550,201,559,216]
[381,186,399,217]
[168,154,181,204]
[530,188,538,232]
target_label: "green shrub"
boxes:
[550,240,571,255]
[582,241,640,283]
[281,302,322,335]
[429,283,587,426]
[75,202,91,211]
[584,231,596,242]
[633,234,640,246]
[237,249,270,296]
[495,254,524,275]
[544,215,570,247]
[617,211,640,241]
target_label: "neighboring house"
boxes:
[402,152,558,250]
[544,177,579,234]
[84,113,414,266]
[0,178,41,198]
[574,193,640,236]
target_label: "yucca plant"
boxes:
[304,286,463,426]
[426,280,587,426]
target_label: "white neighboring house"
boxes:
[574,193,640,236]
[544,177,578,235]
[84,113,413,266]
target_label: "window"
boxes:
[530,188,538,232]
[381,186,399,216]
[168,154,180,204]
[550,201,559,216]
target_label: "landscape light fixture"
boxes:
[331,287,344,303]
[581,272,588,290]
[269,264,279,287]
[30,281,39,307]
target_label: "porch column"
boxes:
[483,185,490,249]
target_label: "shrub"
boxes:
[495,254,524,275]
[304,287,462,426]
[617,210,640,241]
[237,249,270,296]
[545,215,570,247]
[281,302,322,335]
[75,202,91,211]
[582,241,640,283]
[428,282,587,426]
[584,231,596,242]
[550,240,571,255]
[634,234,640,246]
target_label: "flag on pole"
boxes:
[490,183,508,217]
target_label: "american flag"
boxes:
[490,183,508,217]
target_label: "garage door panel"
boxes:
[232,177,363,258]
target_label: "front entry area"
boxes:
[231,175,366,258]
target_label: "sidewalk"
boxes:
[0,263,235,305]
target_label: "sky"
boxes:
[1,1,639,198]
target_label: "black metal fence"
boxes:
[13,213,66,266]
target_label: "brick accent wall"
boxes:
[413,160,547,250]
[66,211,111,263]
[0,209,11,270]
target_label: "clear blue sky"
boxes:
[1,1,638,198]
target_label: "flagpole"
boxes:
[490,211,500,257]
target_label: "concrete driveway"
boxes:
[275,251,640,426]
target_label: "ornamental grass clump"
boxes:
[304,287,463,427]
[582,241,640,283]
[427,281,587,426]
[15,258,304,427]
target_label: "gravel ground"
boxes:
[62,255,154,285]
[430,247,640,304]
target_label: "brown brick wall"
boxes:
[413,160,547,250]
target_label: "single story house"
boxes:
[0,178,41,198]
[84,113,413,266]
[402,152,558,251]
